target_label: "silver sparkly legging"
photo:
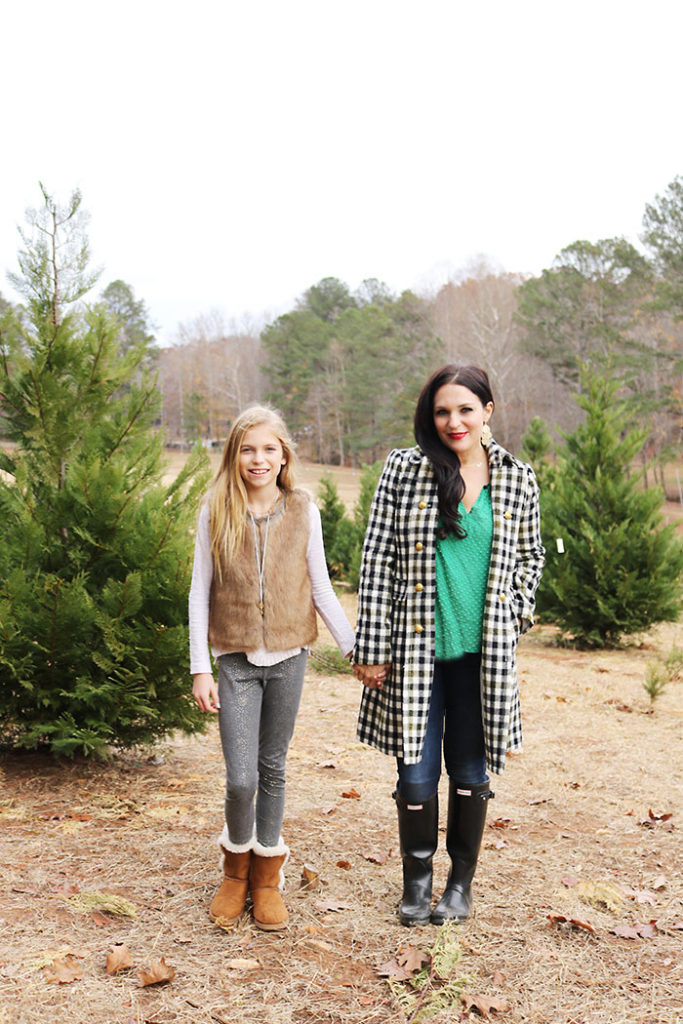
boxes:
[217,650,307,848]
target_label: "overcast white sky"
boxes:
[2,0,682,344]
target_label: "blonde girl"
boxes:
[190,406,355,930]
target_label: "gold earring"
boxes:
[481,422,492,447]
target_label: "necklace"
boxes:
[250,512,271,616]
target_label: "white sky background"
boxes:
[2,0,682,344]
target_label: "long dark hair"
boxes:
[414,364,494,538]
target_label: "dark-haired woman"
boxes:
[353,365,544,927]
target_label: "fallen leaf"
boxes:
[336,859,351,870]
[316,760,337,769]
[641,808,673,827]
[605,698,633,712]
[314,899,352,913]
[612,920,659,940]
[224,958,260,971]
[547,913,596,934]
[623,888,657,905]
[561,875,579,888]
[90,911,112,927]
[375,958,415,981]
[396,944,428,973]
[461,991,510,1017]
[138,957,175,987]
[341,788,361,799]
[44,955,82,984]
[213,915,239,932]
[491,969,505,985]
[106,943,133,975]
[361,849,389,864]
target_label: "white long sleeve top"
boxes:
[189,500,356,675]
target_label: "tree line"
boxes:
[143,177,683,483]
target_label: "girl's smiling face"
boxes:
[239,423,286,496]
[433,383,493,463]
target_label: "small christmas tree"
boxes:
[0,185,209,756]
[536,368,683,646]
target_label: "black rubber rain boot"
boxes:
[395,791,438,926]
[430,780,493,925]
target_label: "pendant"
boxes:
[258,601,264,616]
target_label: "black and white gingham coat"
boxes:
[354,440,545,775]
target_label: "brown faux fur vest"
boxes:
[208,489,318,653]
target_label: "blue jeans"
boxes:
[397,654,487,803]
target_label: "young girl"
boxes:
[190,406,355,930]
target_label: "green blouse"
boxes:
[434,485,493,660]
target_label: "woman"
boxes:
[190,405,355,930]
[353,365,544,926]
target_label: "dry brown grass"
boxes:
[1,596,682,1024]
[1,456,682,1023]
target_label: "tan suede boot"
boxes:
[209,827,253,925]
[249,839,290,931]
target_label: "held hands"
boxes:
[192,672,220,713]
[353,663,390,690]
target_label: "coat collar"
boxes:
[410,438,518,469]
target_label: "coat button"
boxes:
[415,623,424,633]
[415,542,424,551]
[500,593,506,601]
[418,501,427,509]
[504,511,512,520]
[415,583,424,592]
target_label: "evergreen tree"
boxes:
[347,460,383,589]
[317,473,349,578]
[641,174,683,315]
[101,279,157,357]
[0,186,209,756]
[536,368,683,646]
[520,416,555,491]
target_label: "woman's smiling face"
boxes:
[433,383,493,462]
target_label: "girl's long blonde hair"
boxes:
[207,405,297,572]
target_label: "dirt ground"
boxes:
[1,458,682,1024]
[1,592,681,1024]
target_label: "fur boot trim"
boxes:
[253,837,289,858]
[218,824,254,855]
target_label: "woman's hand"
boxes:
[353,663,390,690]
[193,672,220,713]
